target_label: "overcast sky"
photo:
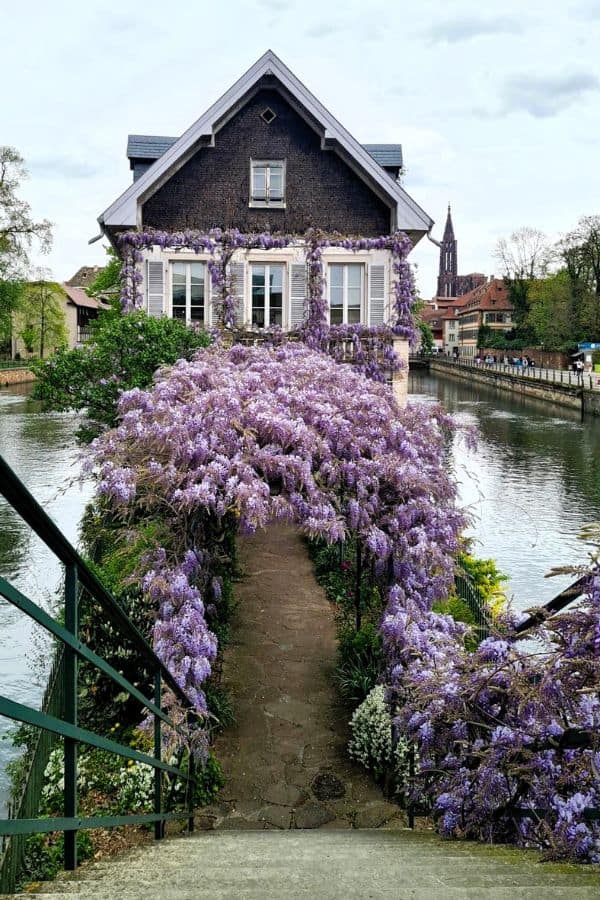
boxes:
[2,0,600,298]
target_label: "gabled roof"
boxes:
[127,134,403,173]
[456,279,513,314]
[62,285,110,310]
[99,50,432,235]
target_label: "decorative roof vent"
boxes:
[260,107,276,124]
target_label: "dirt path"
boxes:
[200,526,404,830]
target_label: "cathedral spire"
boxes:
[437,203,458,298]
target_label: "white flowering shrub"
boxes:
[348,685,411,791]
[42,747,154,815]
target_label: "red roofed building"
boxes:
[456,278,514,357]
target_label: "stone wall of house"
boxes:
[142,86,392,236]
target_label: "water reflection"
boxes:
[0,384,92,814]
[409,372,600,612]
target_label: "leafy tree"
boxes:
[19,274,67,358]
[494,227,555,345]
[526,270,576,350]
[87,246,121,305]
[33,310,211,441]
[558,216,600,339]
[0,147,52,352]
[417,319,434,354]
[0,147,52,280]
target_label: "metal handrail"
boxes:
[0,453,198,886]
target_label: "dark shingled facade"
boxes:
[142,88,393,236]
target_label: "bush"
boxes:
[335,623,383,705]
[20,832,93,888]
[32,310,211,441]
[348,685,410,790]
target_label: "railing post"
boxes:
[188,746,195,833]
[64,564,78,871]
[154,670,163,840]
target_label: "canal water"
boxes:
[410,371,600,612]
[0,374,599,814]
[0,383,93,814]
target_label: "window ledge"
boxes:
[249,200,286,209]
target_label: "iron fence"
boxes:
[0,454,199,893]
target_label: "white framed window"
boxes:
[170,261,207,325]
[251,263,284,327]
[328,263,364,325]
[250,160,286,207]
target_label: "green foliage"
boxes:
[204,685,235,734]
[32,310,211,441]
[335,623,384,705]
[19,831,93,888]
[87,247,121,305]
[0,279,24,350]
[192,752,225,807]
[418,319,434,355]
[17,280,67,359]
[457,548,507,615]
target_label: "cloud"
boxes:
[500,71,600,117]
[29,156,102,180]
[304,22,346,39]
[426,14,521,44]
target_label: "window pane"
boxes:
[172,262,186,282]
[269,166,283,199]
[252,266,266,326]
[347,265,362,290]
[269,265,284,326]
[330,307,343,325]
[252,166,267,199]
[330,265,343,310]
[330,265,343,288]
[191,263,205,303]
[172,305,186,320]
[347,307,361,324]
[190,304,204,324]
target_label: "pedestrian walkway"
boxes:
[201,526,403,830]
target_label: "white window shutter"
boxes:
[147,261,164,317]
[369,264,386,326]
[229,262,245,326]
[289,263,307,327]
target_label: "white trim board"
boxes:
[98,50,433,236]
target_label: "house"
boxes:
[96,51,432,331]
[456,279,513,357]
[419,305,444,352]
[62,283,109,346]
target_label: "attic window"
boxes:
[250,159,286,208]
[260,107,277,124]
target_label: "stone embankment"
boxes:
[0,367,35,387]
[430,358,600,416]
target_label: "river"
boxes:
[0,383,93,814]
[410,370,600,611]
[0,374,599,814]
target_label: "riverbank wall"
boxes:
[0,368,36,387]
[430,359,600,417]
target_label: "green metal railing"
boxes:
[0,360,33,370]
[454,573,493,640]
[0,454,198,890]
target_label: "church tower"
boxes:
[437,204,458,298]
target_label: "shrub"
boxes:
[348,685,410,790]
[335,623,383,705]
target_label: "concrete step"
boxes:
[10,830,600,899]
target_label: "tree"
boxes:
[87,246,121,307]
[33,310,211,441]
[558,216,600,339]
[493,227,554,344]
[526,270,576,350]
[494,226,555,282]
[0,279,24,354]
[19,272,67,358]
[0,147,52,280]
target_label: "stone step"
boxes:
[9,829,600,899]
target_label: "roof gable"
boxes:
[99,50,432,236]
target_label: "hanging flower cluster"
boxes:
[89,342,462,715]
[382,575,600,862]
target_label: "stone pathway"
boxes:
[200,526,404,831]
